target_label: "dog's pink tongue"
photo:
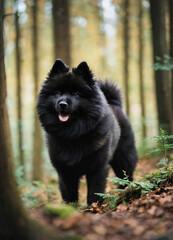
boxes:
[59,113,70,122]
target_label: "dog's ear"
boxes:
[73,61,94,85]
[50,59,69,75]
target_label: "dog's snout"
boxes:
[59,101,68,110]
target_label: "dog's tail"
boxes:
[98,80,122,108]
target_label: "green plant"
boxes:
[20,181,44,208]
[44,184,57,203]
[96,175,156,209]
[15,165,26,185]
[15,167,47,208]
[144,167,172,185]
[146,128,173,168]
[152,55,173,71]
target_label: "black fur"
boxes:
[37,59,138,205]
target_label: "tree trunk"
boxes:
[150,0,173,134]
[169,0,173,110]
[0,3,76,239]
[32,0,43,181]
[123,0,130,116]
[14,0,24,171]
[0,2,30,237]
[138,0,146,138]
[52,0,70,65]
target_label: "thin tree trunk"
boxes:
[123,0,130,116]
[32,0,43,181]
[14,0,24,171]
[138,0,146,138]
[169,0,173,110]
[52,0,70,65]
[150,0,173,134]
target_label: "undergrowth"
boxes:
[15,166,58,208]
[96,129,173,209]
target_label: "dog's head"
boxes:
[47,59,95,123]
[37,59,104,137]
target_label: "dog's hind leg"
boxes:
[110,141,137,182]
[110,110,138,183]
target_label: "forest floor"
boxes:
[28,158,173,240]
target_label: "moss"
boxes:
[44,203,77,219]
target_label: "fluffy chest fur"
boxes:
[46,111,120,169]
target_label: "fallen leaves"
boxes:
[126,186,173,220]
[30,185,173,240]
[29,160,173,240]
[84,202,102,213]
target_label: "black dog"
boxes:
[37,59,138,205]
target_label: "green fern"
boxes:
[95,193,121,209]
[107,176,130,187]
[96,175,157,209]
[146,128,173,168]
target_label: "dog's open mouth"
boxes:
[59,113,70,122]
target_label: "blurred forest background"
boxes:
[3,0,173,180]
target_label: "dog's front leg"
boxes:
[86,166,109,206]
[58,173,79,203]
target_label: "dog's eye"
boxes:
[56,90,62,95]
[72,91,79,96]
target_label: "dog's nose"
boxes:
[59,101,68,110]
